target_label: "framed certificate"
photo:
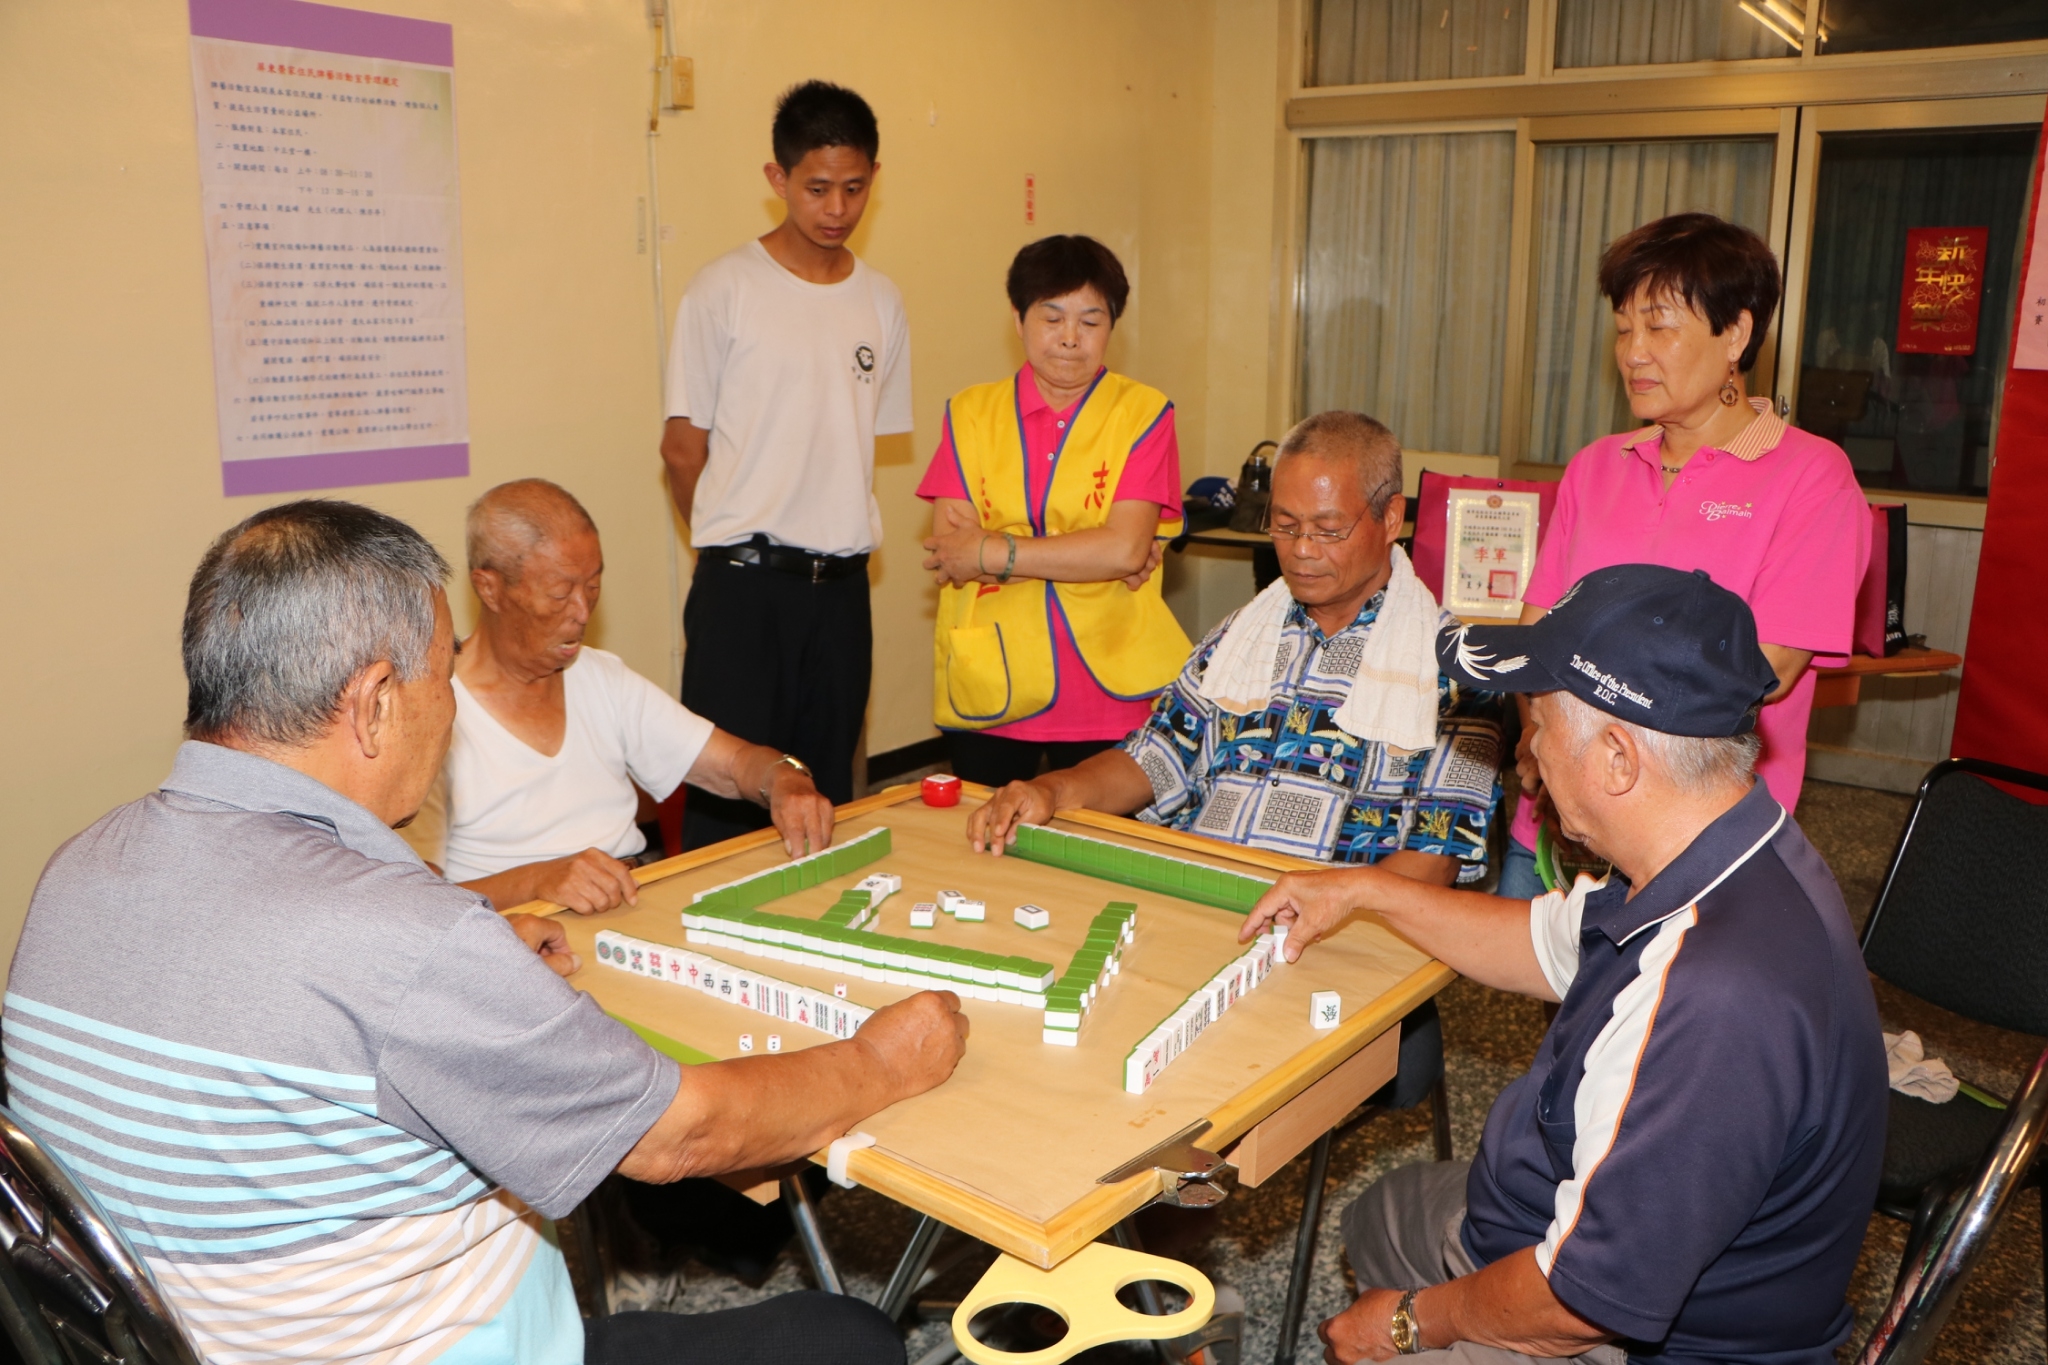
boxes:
[1445,489,1541,618]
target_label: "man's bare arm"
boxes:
[685,729,836,857]
[618,990,968,1182]
[1242,863,1555,999]
[661,417,711,524]
[463,850,641,914]
[966,749,1157,855]
[1322,1249,1609,1362]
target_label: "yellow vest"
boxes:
[934,371,1193,729]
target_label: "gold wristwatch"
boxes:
[758,753,811,804]
[1390,1289,1423,1355]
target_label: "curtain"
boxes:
[1525,139,1775,463]
[1299,132,1516,455]
[1554,0,1792,67]
[1312,0,1525,85]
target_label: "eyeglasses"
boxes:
[1268,513,1367,545]
[1267,478,1398,545]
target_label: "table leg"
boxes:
[1273,1129,1334,1365]
[782,1174,845,1295]
[1110,1220,1178,1364]
[558,1197,609,1318]
[879,1213,948,1321]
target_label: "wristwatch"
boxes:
[1389,1289,1424,1355]
[757,753,811,804]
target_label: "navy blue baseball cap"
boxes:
[1438,564,1778,737]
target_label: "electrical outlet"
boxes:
[669,56,694,110]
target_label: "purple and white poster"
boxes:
[188,0,468,496]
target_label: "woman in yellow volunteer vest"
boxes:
[916,236,1191,788]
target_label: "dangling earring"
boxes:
[1718,363,1740,407]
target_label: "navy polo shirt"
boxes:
[1463,781,1886,1363]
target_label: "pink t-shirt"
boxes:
[1511,406,1869,848]
[916,367,1184,741]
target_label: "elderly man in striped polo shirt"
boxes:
[5,500,966,1365]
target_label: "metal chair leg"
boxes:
[1892,1175,1965,1300]
[1430,1074,1453,1162]
[1858,1045,2048,1364]
[782,1174,845,1295]
[878,1213,947,1321]
[1273,1129,1335,1365]
[1109,1219,1179,1363]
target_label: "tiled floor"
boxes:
[615,779,2046,1364]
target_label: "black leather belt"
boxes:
[701,536,870,582]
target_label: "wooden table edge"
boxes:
[1812,646,1962,678]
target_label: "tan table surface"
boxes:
[543,784,1452,1268]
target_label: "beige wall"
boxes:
[0,0,1291,976]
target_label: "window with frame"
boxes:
[1290,0,2048,496]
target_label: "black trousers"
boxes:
[680,553,872,851]
[585,1293,903,1365]
[943,732,1119,789]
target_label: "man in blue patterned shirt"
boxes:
[970,411,1502,887]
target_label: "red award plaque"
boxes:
[1896,226,1989,356]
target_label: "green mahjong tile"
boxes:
[1131,855,1173,892]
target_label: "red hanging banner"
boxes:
[1895,226,1988,356]
[1951,123,2048,787]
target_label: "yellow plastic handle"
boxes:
[952,1242,1215,1365]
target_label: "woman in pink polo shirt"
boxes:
[1500,212,1870,901]
[917,236,1189,787]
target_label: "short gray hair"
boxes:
[1277,411,1403,516]
[183,500,449,746]
[1552,691,1760,796]
[466,479,597,580]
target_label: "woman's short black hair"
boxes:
[1006,235,1130,323]
[771,81,878,171]
[1597,212,1781,371]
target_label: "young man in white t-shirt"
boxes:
[660,80,912,850]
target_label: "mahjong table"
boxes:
[525,782,1454,1359]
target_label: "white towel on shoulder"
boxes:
[1198,545,1444,752]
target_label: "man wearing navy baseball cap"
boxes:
[1242,564,1886,1364]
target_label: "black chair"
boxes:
[1859,758,2048,1309]
[1856,1042,2048,1364]
[0,1104,202,1365]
